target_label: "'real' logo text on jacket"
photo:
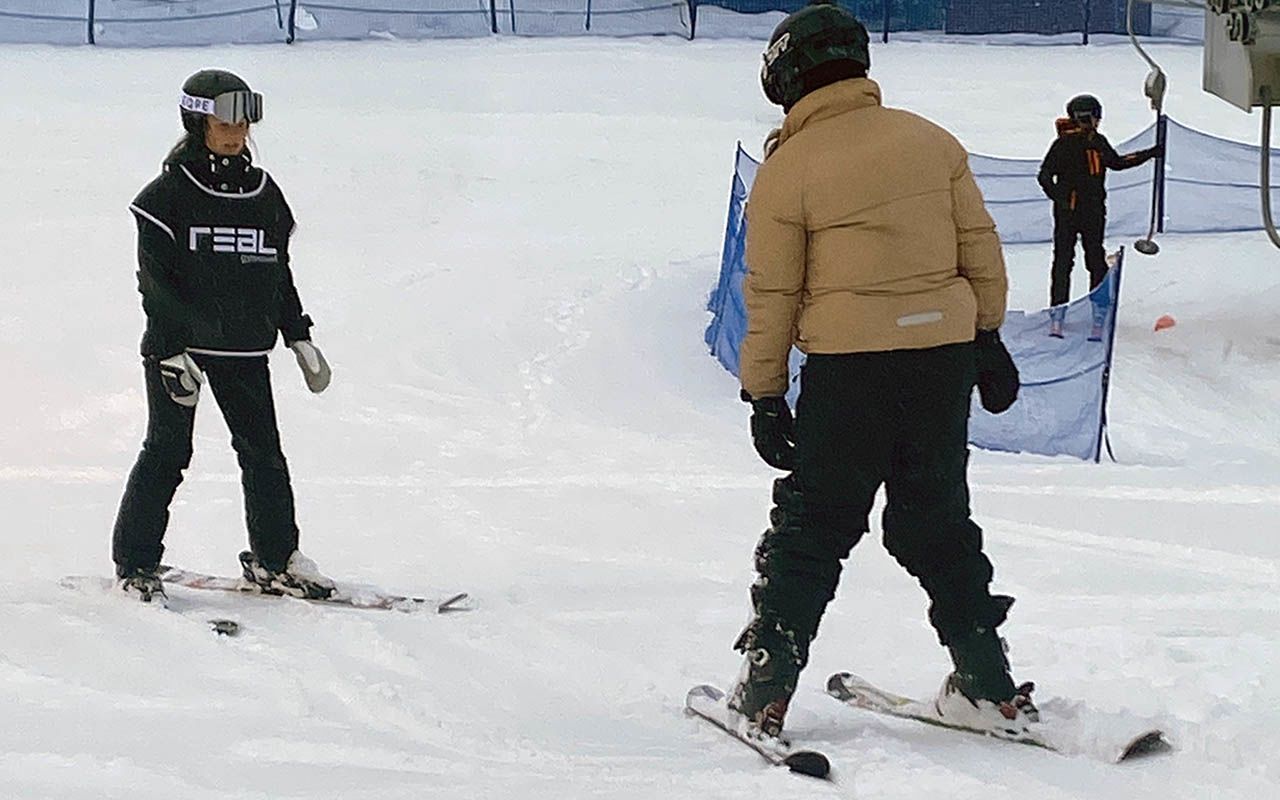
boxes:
[188,226,279,263]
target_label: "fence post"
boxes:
[1094,249,1124,463]
[1082,0,1090,45]
[86,0,95,44]
[286,0,297,43]
[882,0,890,43]
[490,0,498,33]
[689,0,697,39]
[1156,114,1168,233]
[586,0,592,31]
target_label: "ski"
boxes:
[59,576,242,636]
[684,684,831,779]
[158,564,471,614]
[826,672,1170,763]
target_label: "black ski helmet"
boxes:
[1066,94,1103,122]
[761,1,871,110]
[179,69,256,135]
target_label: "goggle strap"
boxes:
[179,90,262,124]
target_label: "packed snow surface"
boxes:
[1,36,1277,799]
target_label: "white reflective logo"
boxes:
[764,32,791,68]
[188,226,278,256]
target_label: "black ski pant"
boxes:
[112,355,298,576]
[1050,205,1108,307]
[748,343,1012,659]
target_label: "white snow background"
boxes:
[1,36,1277,799]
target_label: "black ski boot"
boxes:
[239,550,335,600]
[936,625,1038,733]
[116,565,166,603]
[728,615,806,738]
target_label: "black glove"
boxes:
[741,390,796,471]
[974,330,1019,414]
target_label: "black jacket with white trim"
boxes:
[129,149,312,358]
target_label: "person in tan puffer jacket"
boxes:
[739,78,1008,399]
[727,1,1032,743]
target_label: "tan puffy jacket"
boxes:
[739,78,1008,398]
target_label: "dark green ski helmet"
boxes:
[179,69,262,135]
[761,1,871,110]
[1066,94,1102,122]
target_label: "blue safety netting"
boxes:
[0,1,290,46]
[687,0,942,38]
[974,116,1280,244]
[1,0,1201,44]
[946,0,1148,36]
[705,144,1124,461]
[288,1,497,40]
[289,0,691,39]
[0,0,692,44]
[968,254,1121,462]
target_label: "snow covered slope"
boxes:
[1,38,1276,799]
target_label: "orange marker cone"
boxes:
[1153,314,1176,332]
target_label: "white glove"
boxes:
[157,352,204,408]
[290,340,331,394]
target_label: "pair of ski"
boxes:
[685,673,1170,780]
[63,556,469,636]
[159,558,470,615]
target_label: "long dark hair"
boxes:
[164,132,206,166]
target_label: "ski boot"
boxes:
[239,550,336,600]
[935,625,1039,735]
[1048,306,1066,339]
[728,615,806,739]
[116,565,166,603]
[1089,292,1109,342]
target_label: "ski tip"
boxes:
[208,618,240,636]
[685,684,726,707]
[436,592,471,613]
[1118,730,1172,762]
[783,750,831,780]
[826,671,864,700]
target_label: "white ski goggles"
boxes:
[180,90,263,124]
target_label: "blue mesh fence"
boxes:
[704,144,1128,461]
[492,0,691,36]
[0,1,290,45]
[946,0,1150,36]
[287,2,496,40]
[974,116,1280,244]
[689,1,942,34]
[0,0,692,43]
[0,0,1194,43]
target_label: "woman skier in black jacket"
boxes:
[113,69,335,602]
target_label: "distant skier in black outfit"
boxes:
[113,69,335,602]
[1037,94,1161,337]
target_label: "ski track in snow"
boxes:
[2,38,1278,799]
